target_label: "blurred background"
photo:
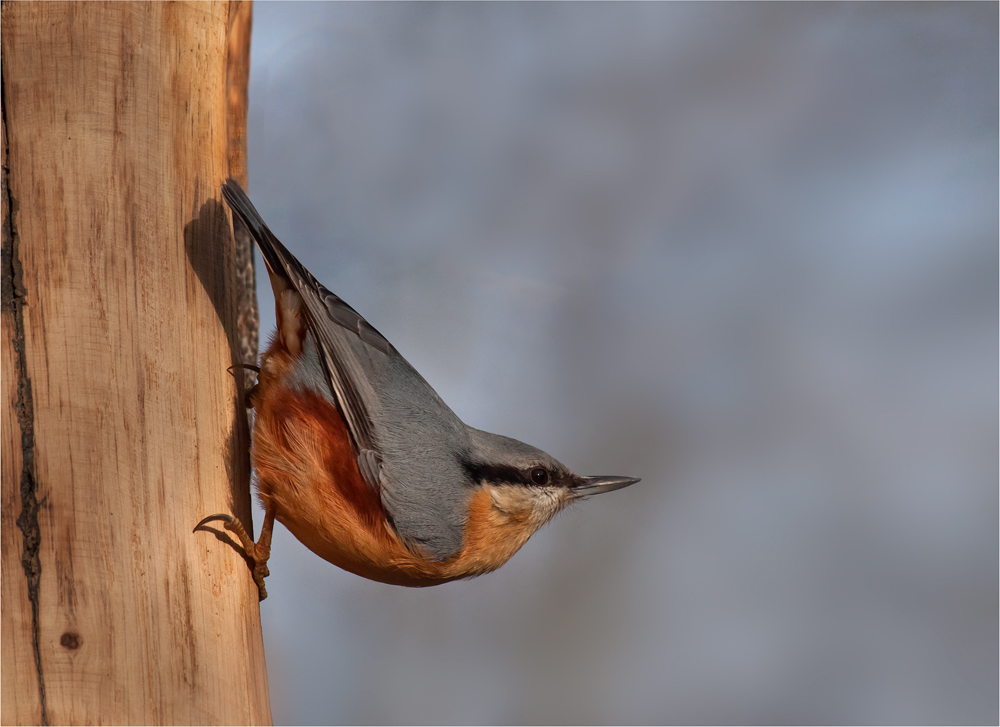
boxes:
[244,3,997,724]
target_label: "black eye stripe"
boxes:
[461,461,530,486]
[460,459,552,488]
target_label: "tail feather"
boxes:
[222,178,296,285]
[220,177,391,489]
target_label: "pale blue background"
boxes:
[244,3,997,723]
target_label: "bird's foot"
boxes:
[227,363,261,409]
[195,507,275,601]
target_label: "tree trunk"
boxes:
[1,2,269,724]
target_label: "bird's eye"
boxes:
[530,467,549,485]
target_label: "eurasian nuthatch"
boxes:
[198,179,639,599]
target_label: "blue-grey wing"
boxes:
[222,179,469,560]
[222,179,387,484]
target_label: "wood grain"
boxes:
[1,2,270,723]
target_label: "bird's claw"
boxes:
[227,363,261,375]
[194,510,273,601]
[226,364,261,409]
[194,512,236,531]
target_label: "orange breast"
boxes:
[251,342,538,586]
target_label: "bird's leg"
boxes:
[253,506,275,591]
[195,505,276,601]
[243,383,260,409]
[227,363,261,410]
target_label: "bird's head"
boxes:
[455,429,639,571]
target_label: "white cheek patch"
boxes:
[489,485,569,526]
[529,488,568,526]
[488,486,516,515]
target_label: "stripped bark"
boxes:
[1,3,268,723]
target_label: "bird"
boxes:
[197,179,639,600]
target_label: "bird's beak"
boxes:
[571,475,640,497]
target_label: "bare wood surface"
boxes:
[1,2,269,724]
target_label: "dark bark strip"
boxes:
[2,70,48,726]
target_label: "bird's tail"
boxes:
[221,178,300,288]
[220,178,396,359]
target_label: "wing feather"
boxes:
[222,179,388,488]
